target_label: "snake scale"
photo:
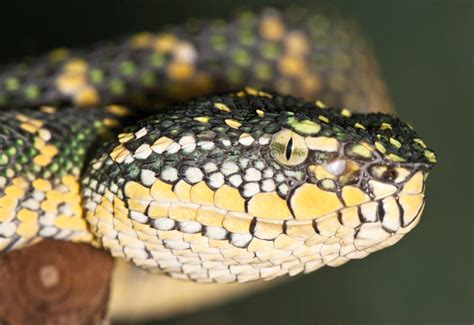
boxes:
[0,8,436,283]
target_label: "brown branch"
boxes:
[0,240,114,325]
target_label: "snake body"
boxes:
[0,8,435,283]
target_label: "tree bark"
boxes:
[0,240,114,325]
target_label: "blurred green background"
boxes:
[0,0,471,324]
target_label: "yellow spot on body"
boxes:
[16,222,39,238]
[341,108,351,117]
[20,123,38,133]
[46,190,64,202]
[285,31,309,55]
[40,106,57,114]
[167,62,195,81]
[150,136,174,153]
[56,73,87,94]
[214,103,231,112]
[40,144,58,158]
[305,136,340,152]
[290,184,343,220]
[279,56,305,77]
[49,48,69,62]
[247,192,292,220]
[4,185,25,199]
[380,122,392,130]
[17,209,38,222]
[315,100,327,108]
[173,180,192,202]
[101,118,118,128]
[124,181,152,201]
[33,155,52,167]
[389,137,402,148]
[64,59,88,74]
[256,109,265,117]
[375,141,387,154]
[74,87,100,106]
[130,32,153,48]
[194,116,210,123]
[153,34,177,53]
[117,133,134,144]
[106,105,131,117]
[55,216,87,230]
[402,171,424,194]
[354,122,366,130]
[259,16,286,40]
[190,181,214,205]
[341,186,369,206]
[151,180,178,202]
[318,115,329,123]
[214,185,246,212]
[225,119,241,129]
[244,87,272,98]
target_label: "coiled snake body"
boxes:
[0,8,436,283]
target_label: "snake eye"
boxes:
[271,129,308,166]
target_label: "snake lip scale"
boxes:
[0,7,436,283]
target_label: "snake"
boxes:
[0,7,436,283]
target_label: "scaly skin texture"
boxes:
[0,105,128,251]
[0,8,390,113]
[0,8,436,284]
[83,89,435,283]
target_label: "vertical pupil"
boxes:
[285,137,293,160]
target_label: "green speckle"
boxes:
[211,35,227,51]
[0,95,6,106]
[240,29,256,45]
[6,147,17,156]
[120,61,136,76]
[24,85,40,99]
[5,78,19,91]
[90,69,104,84]
[233,49,251,66]
[49,163,59,173]
[226,67,243,84]
[261,42,281,60]
[255,62,272,80]
[150,53,166,67]
[424,150,437,163]
[0,153,9,165]
[141,71,156,87]
[109,79,125,95]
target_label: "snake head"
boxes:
[83,88,436,282]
